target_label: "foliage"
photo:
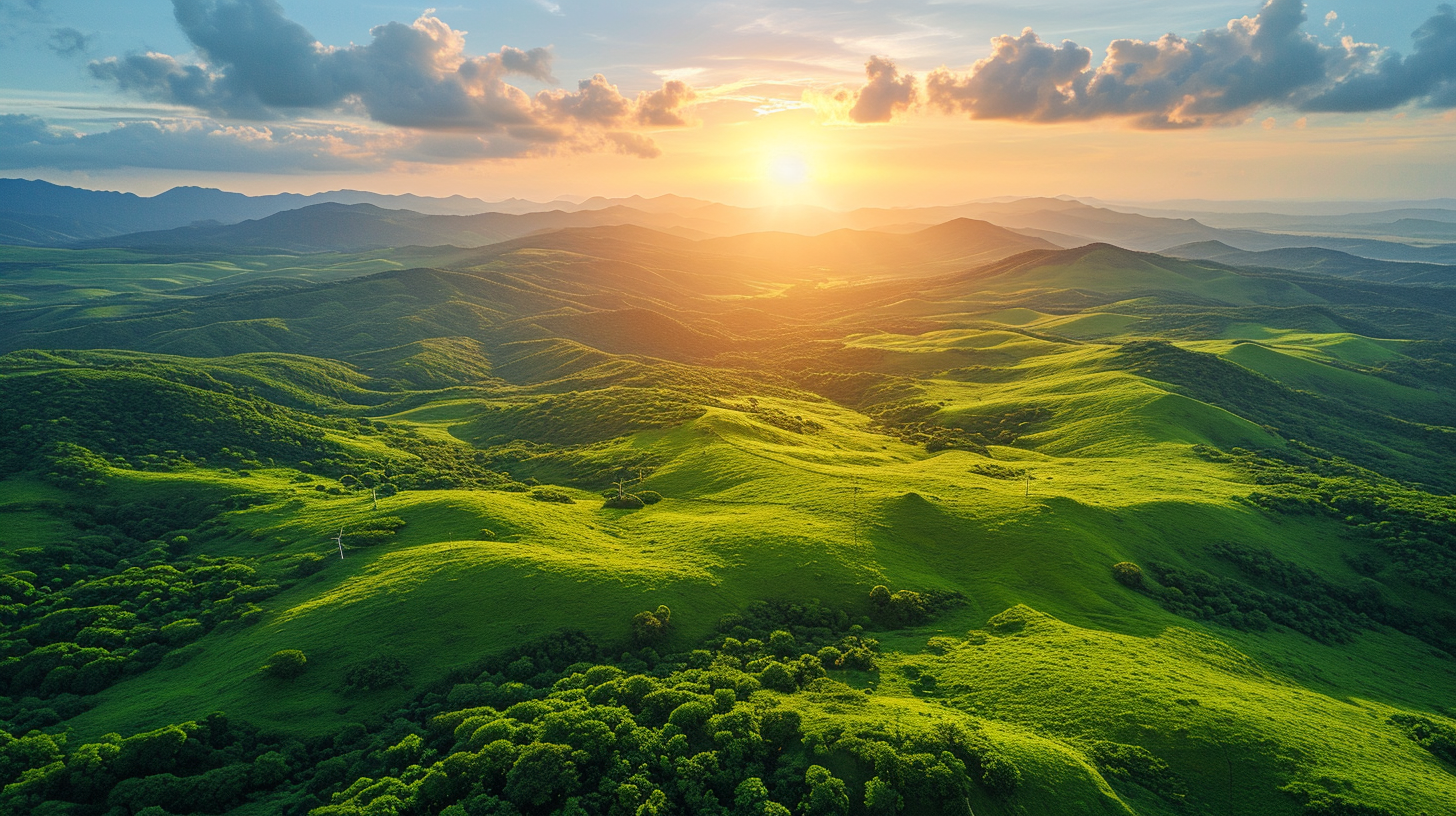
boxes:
[343,656,410,693]
[1111,562,1143,588]
[630,606,672,648]
[530,488,576,504]
[1085,741,1186,803]
[867,586,965,628]
[1386,713,1456,765]
[262,650,307,680]
[460,388,707,448]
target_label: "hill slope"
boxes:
[1,235,1455,816]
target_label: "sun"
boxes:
[768,153,811,187]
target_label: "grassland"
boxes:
[1,234,1454,815]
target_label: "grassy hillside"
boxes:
[2,232,1455,815]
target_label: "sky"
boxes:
[0,0,1453,207]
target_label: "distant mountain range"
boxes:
[7,178,1456,274]
[1165,241,1456,286]
[0,178,572,242]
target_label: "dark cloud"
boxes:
[48,27,92,56]
[816,0,1456,129]
[87,0,696,157]
[1304,4,1456,111]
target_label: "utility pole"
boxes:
[371,487,378,510]
[1024,471,1031,499]
[334,527,345,559]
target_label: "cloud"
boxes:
[803,56,917,124]
[634,80,698,126]
[922,0,1354,128]
[0,113,383,172]
[1303,4,1456,111]
[88,0,695,157]
[48,27,91,55]
[848,56,917,123]
[824,0,1455,130]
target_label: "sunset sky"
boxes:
[1,0,1453,207]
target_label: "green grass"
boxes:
[4,239,1456,814]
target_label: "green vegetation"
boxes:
[3,232,1456,814]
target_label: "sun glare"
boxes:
[768,154,811,187]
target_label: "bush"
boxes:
[636,491,663,504]
[294,554,329,576]
[603,494,645,510]
[530,488,575,504]
[630,605,672,647]
[1112,561,1144,588]
[342,655,409,691]
[262,650,307,680]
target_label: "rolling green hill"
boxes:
[2,228,1455,816]
[1166,241,1456,286]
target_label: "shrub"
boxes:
[262,650,307,680]
[636,491,663,504]
[603,494,645,510]
[869,585,891,608]
[630,605,672,647]
[1112,561,1144,588]
[294,554,328,576]
[530,488,575,504]
[342,655,409,691]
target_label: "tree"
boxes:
[869,585,891,608]
[504,743,579,810]
[801,766,850,816]
[863,777,903,814]
[261,650,307,680]
[1112,561,1144,588]
[630,605,672,647]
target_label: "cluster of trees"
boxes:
[1,362,542,499]
[868,587,965,629]
[0,368,346,482]
[0,594,1022,816]
[1388,713,1456,768]
[0,487,288,729]
[1122,340,1456,491]
[0,712,312,816]
[1191,445,1456,649]
[867,399,1048,456]
[0,555,280,714]
[1085,741,1187,805]
[1143,560,1359,644]
[1122,541,1456,655]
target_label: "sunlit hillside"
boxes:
[3,205,1455,815]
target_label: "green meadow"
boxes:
[1,234,1454,815]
